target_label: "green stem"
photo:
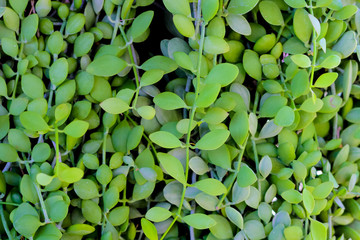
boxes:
[160,18,206,240]
[0,205,13,240]
[111,6,121,44]
[216,135,249,208]
[124,113,158,159]
[276,13,293,41]
[118,24,141,110]
[0,201,20,206]
[11,42,25,99]
[252,91,260,113]
[309,2,318,88]
[101,129,109,234]
[55,123,60,164]
[305,217,309,236]
[103,129,108,165]
[251,138,262,193]
[23,161,51,223]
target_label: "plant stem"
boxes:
[11,42,25,99]
[216,135,249,208]
[23,161,51,223]
[124,113,158,159]
[110,6,121,44]
[160,14,206,240]
[0,205,13,240]
[55,123,60,164]
[252,91,260,113]
[309,2,318,88]
[118,23,141,110]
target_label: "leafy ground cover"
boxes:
[0,0,360,239]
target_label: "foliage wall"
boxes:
[0,0,360,239]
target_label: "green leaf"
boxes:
[163,0,191,16]
[193,178,227,196]
[141,55,178,74]
[21,14,39,41]
[182,213,217,229]
[9,0,28,15]
[319,55,341,69]
[21,74,44,99]
[291,70,310,98]
[195,129,230,150]
[3,7,19,33]
[67,224,95,236]
[237,164,257,187]
[204,36,230,55]
[173,51,194,71]
[173,14,195,38]
[149,131,182,148]
[103,187,119,211]
[74,32,95,57]
[310,219,327,240]
[1,37,18,58]
[189,156,210,175]
[196,83,221,108]
[127,11,154,39]
[203,107,228,125]
[82,199,102,224]
[8,128,31,152]
[108,206,129,226]
[291,54,311,68]
[141,218,158,240]
[140,69,164,87]
[65,13,86,35]
[314,72,338,88]
[229,111,249,145]
[332,31,357,59]
[145,207,172,222]
[100,98,129,114]
[58,167,84,183]
[284,0,306,8]
[333,5,358,20]
[209,214,234,239]
[0,143,19,162]
[87,55,128,77]
[258,120,283,139]
[205,63,239,87]
[300,98,323,113]
[0,76,7,97]
[303,188,315,214]
[36,173,53,186]
[260,95,288,117]
[74,179,99,199]
[153,92,187,110]
[312,182,333,199]
[14,215,41,238]
[64,120,89,138]
[157,152,185,183]
[308,14,321,36]
[259,1,284,26]
[226,14,251,36]
[32,143,51,162]
[20,111,49,132]
[225,207,244,229]
[259,155,272,178]
[133,181,155,200]
[201,0,219,22]
[227,0,259,15]
[284,226,303,240]
[274,106,295,127]
[244,220,266,240]
[49,58,68,86]
[281,189,302,204]
[137,106,156,120]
